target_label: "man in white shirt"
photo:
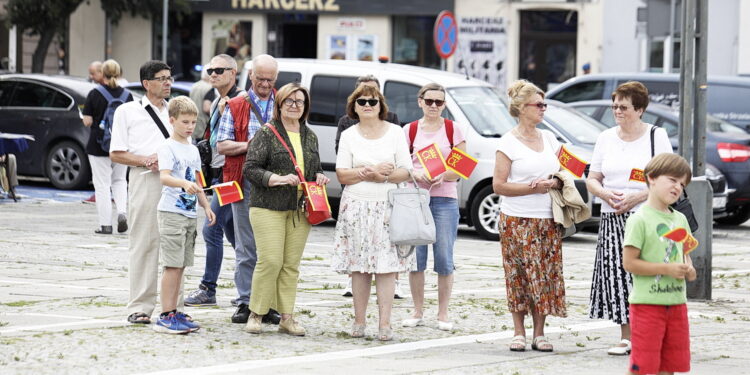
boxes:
[110,60,174,324]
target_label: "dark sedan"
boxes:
[0,74,96,189]
[569,100,748,224]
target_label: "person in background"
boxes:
[83,60,107,205]
[189,64,212,142]
[331,85,413,341]
[184,54,243,307]
[334,74,402,299]
[242,83,328,336]
[582,62,591,75]
[82,59,132,234]
[493,79,566,352]
[401,83,465,331]
[586,81,672,356]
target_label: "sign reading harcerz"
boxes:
[191,0,454,15]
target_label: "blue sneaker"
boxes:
[185,285,216,306]
[152,313,190,334]
[175,312,200,332]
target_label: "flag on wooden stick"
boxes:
[416,143,447,179]
[557,145,588,178]
[445,148,478,179]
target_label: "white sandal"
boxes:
[607,339,632,356]
[509,335,526,352]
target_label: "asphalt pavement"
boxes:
[1,187,749,374]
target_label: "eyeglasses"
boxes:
[206,67,233,75]
[149,76,174,83]
[421,98,445,107]
[356,98,379,107]
[283,98,305,108]
[611,104,632,112]
[525,102,547,109]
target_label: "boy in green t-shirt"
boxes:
[623,152,697,375]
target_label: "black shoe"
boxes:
[262,308,281,325]
[95,225,113,234]
[231,304,250,323]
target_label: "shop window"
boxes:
[308,75,358,126]
[392,16,441,69]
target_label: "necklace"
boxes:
[513,127,539,142]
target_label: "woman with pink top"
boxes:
[401,83,466,331]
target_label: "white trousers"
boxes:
[88,155,127,226]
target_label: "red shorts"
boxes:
[629,303,690,374]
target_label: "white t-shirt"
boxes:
[336,123,413,201]
[157,139,202,218]
[496,129,561,218]
[590,125,673,213]
[110,96,172,156]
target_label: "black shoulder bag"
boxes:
[144,105,170,139]
[650,126,699,232]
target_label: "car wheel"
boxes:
[715,204,750,226]
[46,141,91,190]
[470,185,502,241]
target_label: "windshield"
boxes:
[447,86,516,137]
[544,105,607,145]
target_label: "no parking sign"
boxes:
[434,10,458,59]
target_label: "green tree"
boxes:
[5,0,190,73]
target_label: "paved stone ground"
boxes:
[1,200,749,374]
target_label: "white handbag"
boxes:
[388,173,436,258]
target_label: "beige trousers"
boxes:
[126,167,183,316]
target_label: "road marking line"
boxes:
[0,279,126,292]
[0,319,126,334]
[138,320,617,375]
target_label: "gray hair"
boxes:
[252,54,278,74]
[355,74,379,89]
[211,54,237,71]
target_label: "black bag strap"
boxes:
[248,97,265,125]
[649,125,656,157]
[145,105,170,139]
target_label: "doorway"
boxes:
[267,14,317,58]
[518,10,577,91]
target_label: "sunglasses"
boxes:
[525,102,548,109]
[611,104,632,112]
[206,67,233,75]
[422,98,445,107]
[356,98,379,107]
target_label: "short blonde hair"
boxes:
[507,79,544,118]
[101,59,122,89]
[168,96,198,119]
[346,85,388,120]
[273,82,310,123]
[644,152,692,187]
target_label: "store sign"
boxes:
[337,18,365,31]
[454,17,507,90]
[191,0,454,15]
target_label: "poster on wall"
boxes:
[327,35,378,61]
[211,20,253,68]
[328,35,348,60]
[454,17,507,90]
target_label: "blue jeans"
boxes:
[414,197,459,275]
[200,183,236,296]
[231,178,257,305]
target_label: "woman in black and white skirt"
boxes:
[586,81,672,355]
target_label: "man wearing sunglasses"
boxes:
[334,75,400,154]
[185,54,244,309]
[216,54,281,325]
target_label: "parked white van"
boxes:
[239,59,592,240]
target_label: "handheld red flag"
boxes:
[629,168,646,183]
[211,181,243,206]
[661,227,699,255]
[445,147,478,179]
[416,143,447,179]
[195,170,207,188]
[556,145,588,178]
